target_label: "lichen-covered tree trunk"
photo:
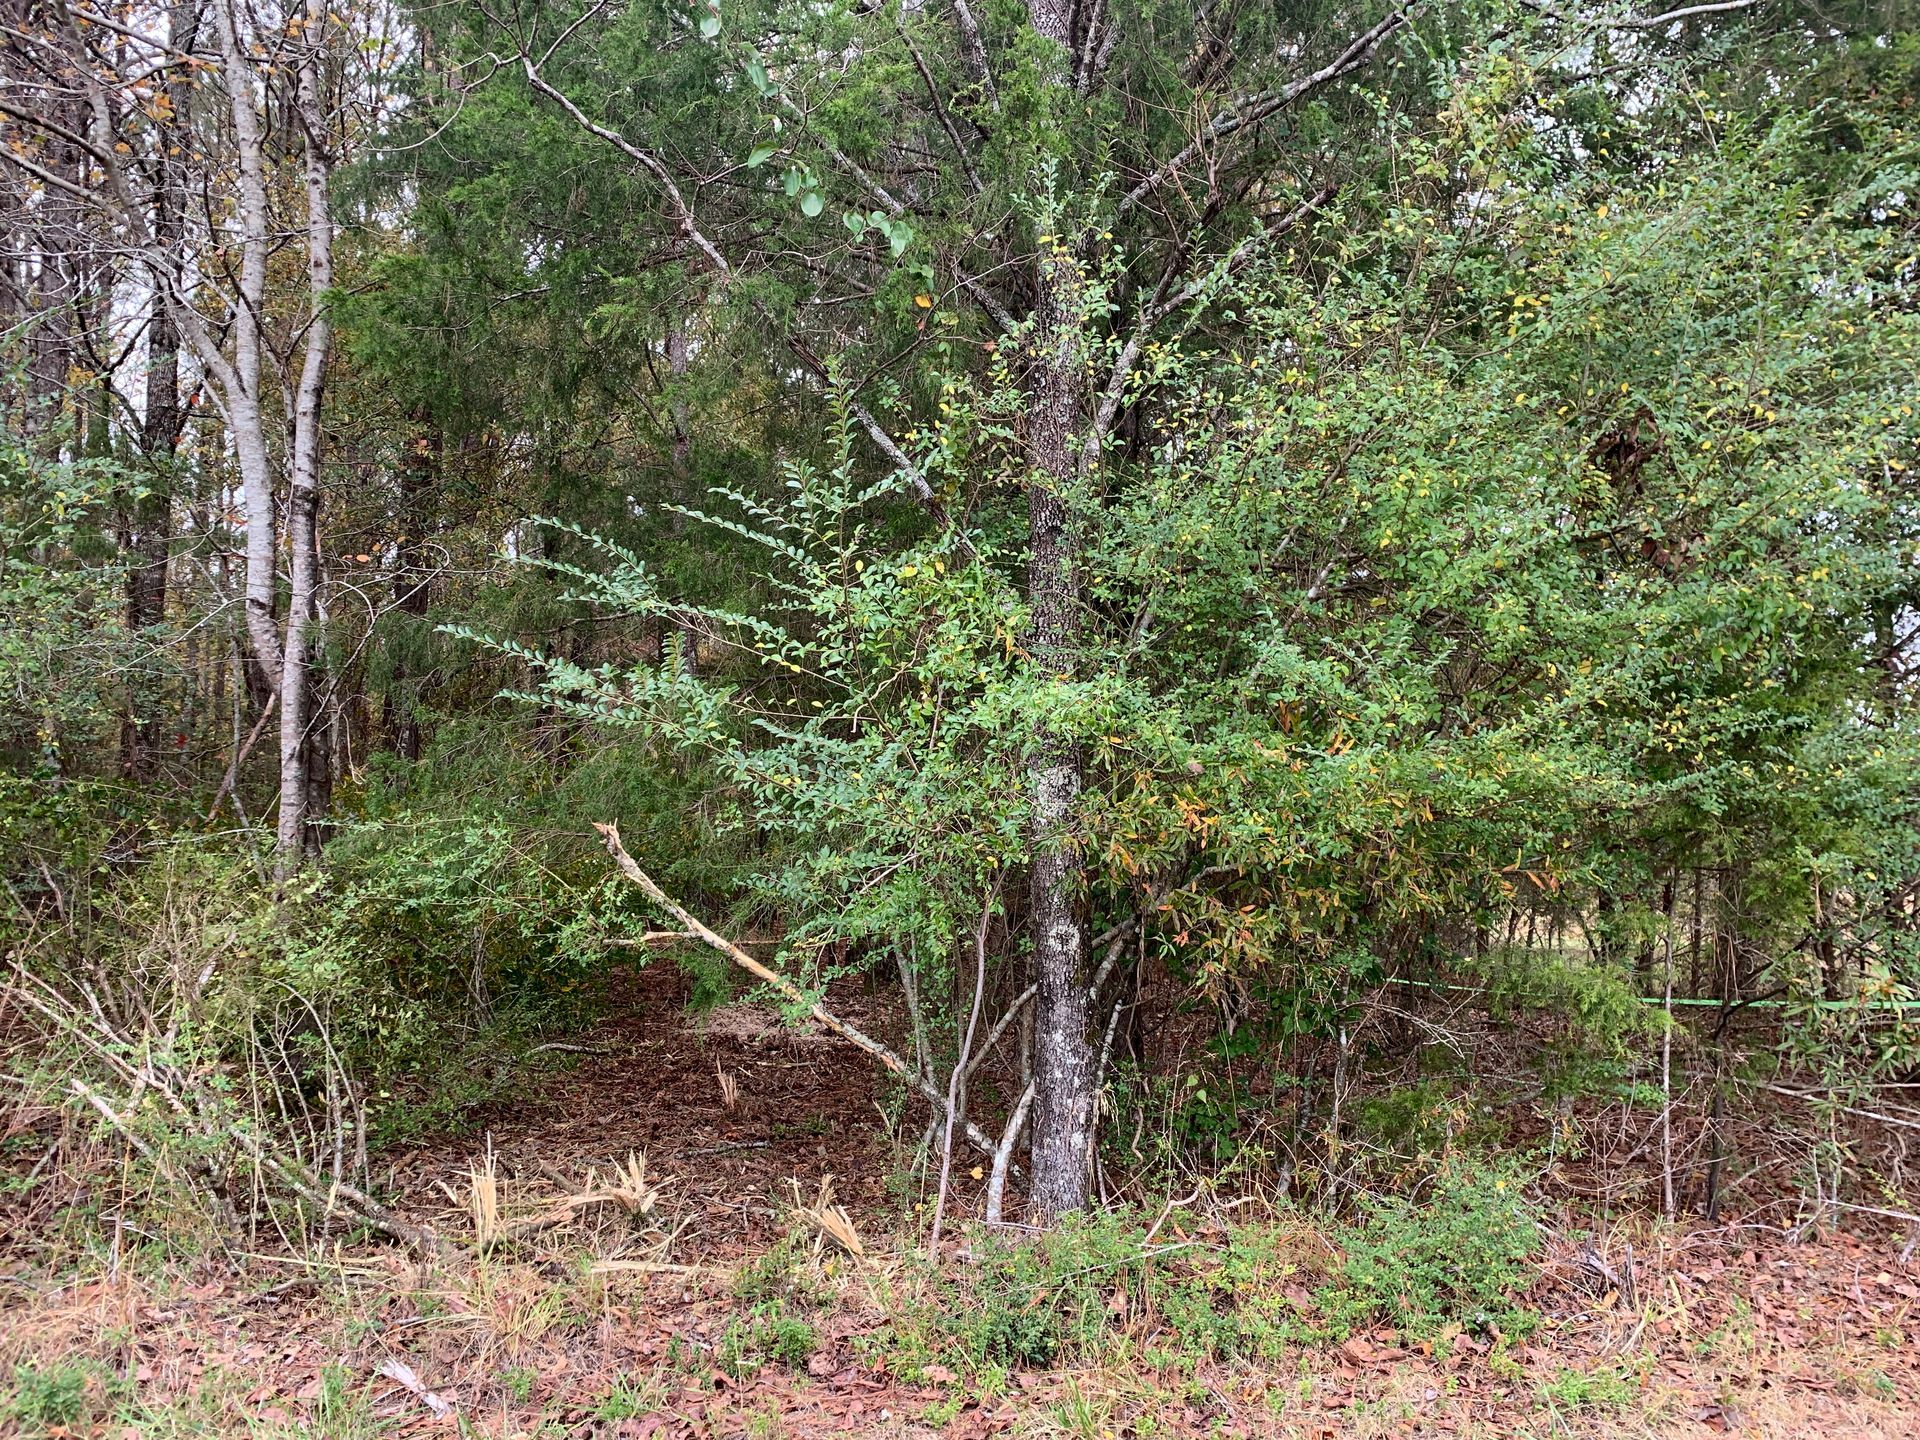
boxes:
[1022,0,1096,1220]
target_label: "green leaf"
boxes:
[888,221,913,257]
[799,190,824,218]
[698,12,721,39]
[747,143,778,168]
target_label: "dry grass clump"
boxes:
[448,1143,677,1253]
[789,1175,864,1259]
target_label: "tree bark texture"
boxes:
[1019,0,1104,1221]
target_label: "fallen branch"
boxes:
[1761,1082,1920,1133]
[594,823,1002,1161]
[375,1358,454,1420]
[683,1139,772,1156]
[232,1123,441,1254]
[11,963,441,1255]
[985,1081,1036,1226]
[590,1258,712,1276]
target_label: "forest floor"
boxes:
[3,965,1918,1439]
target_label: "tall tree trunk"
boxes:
[17,79,85,454]
[121,1,197,780]
[275,11,336,873]
[1021,0,1095,1222]
[211,0,287,707]
[384,403,438,761]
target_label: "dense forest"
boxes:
[2,0,1919,1434]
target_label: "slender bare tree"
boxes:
[0,0,376,871]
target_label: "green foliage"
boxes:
[1350,1082,1470,1168]
[1316,1158,1542,1340]
[939,1211,1313,1369]
[1468,947,1658,1056]
[7,0,1918,1260]
[1,1360,123,1436]
[716,1302,819,1377]
[0,422,129,767]
[592,1375,655,1421]
[76,817,633,1108]
[472,419,1029,1023]
[498,1366,537,1403]
[731,1233,823,1307]
[0,426,146,933]
[492,52,1920,1092]
[10,783,659,1227]
[1540,1363,1639,1411]
[952,1215,1148,1368]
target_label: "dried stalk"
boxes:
[9,963,440,1253]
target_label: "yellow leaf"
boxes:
[914,293,932,308]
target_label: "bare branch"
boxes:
[47,3,206,64]
[1614,0,1757,27]
[595,823,1002,1159]
[1519,0,1758,29]
[984,1082,1035,1224]
[503,18,983,550]
[511,41,732,278]
[964,982,1036,1082]
[950,0,999,110]
[931,882,1000,1253]
[1117,9,1410,220]
[1086,185,1336,464]
[780,328,983,562]
[897,19,984,195]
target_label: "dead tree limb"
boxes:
[594,822,1001,1160]
[985,1082,1036,1225]
[931,883,997,1255]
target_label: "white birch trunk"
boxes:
[210,0,285,698]
[276,7,337,869]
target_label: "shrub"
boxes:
[8,811,661,1252]
[940,1211,1315,1370]
[3,1360,117,1435]
[732,1233,819,1305]
[951,1212,1152,1367]
[1316,1157,1541,1340]
[1542,1363,1639,1410]
[717,1302,818,1377]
